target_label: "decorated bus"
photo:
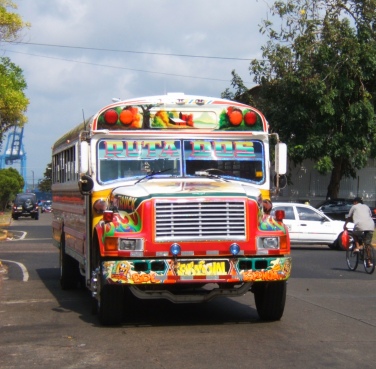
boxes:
[51,93,291,325]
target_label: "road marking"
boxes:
[19,231,27,240]
[0,298,80,305]
[1,298,55,304]
[0,250,56,253]
[1,259,29,282]
[9,238,52,241]
[5,231,27,240]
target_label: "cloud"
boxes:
[1,0,269,183]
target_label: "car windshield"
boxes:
[318,199,353,208]
[297,206,325,221]
[272,206,295,220]
[17,195,35,202]
[97,138,265,184]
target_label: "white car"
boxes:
[271,202,353,250]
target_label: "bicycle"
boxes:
[346,231,375,274]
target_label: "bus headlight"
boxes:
[257,237,280,250]
[93,199,107,214]
[119,239,144,251]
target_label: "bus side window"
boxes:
[100,161,118,182]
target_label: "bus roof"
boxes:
[52,93,269,151]
[92,93,268,133]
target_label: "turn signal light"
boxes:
[103,210,114,222]
[275,210,285,221]
[104,237,118,251]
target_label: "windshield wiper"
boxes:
[134,168,173,184]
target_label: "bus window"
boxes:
[183,139,265,184]
[99,158,180,183]
[97,139,182,183]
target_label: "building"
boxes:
[273,158,376,208]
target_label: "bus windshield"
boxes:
[97,138,265,184]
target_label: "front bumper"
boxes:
[12,211,38,217]
[100,256,292,285]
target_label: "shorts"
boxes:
[353,230,373,246]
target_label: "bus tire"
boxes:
[98,284,125,326]
[60,236,80,290]
[252,281,287,321]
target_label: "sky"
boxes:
[1,0,271,186]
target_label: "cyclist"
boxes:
[344,196,374,267]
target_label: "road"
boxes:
[0,213,375,369]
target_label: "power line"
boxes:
[3,49,243,82]
[3,40,252,61]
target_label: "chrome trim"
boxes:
[155,200,246,241]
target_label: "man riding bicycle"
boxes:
[344,197,374,267]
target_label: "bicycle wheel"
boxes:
[363,245,375,274]
[346,242,359,271]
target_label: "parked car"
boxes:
[12,193,39,220]
[271,202,353,250]
[41,200,52,213]
[315,198,353,221]
[316,198,376,223]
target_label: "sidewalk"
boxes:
[0,213,11,276]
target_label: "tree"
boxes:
[0,0,30,143]
[221,70,256,105]
[38,163,52,193]
[0,167,24,210]
[227,0,376,199]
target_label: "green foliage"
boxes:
[0,1,30,143]
[0,57,29,133]
[225,0,376,198]
[0,167,24,210]
[221,70,256,105]
[315,156,333,174]
[38,163,52,193]
[0,0,29,41]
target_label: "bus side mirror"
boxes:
[79,175,94,195]
[275,142,287,175]
[273,174,287,189]
[80,141,89,174]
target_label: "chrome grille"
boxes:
[155,201,246,241]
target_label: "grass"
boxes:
[0,210,11,225]
[0,211,12,240]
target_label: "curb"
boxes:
[0,260,8,277]
[0,218,11,274]
[0,229,8,241]
[0,217,11,241]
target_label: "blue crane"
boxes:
[0,126,27,190]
